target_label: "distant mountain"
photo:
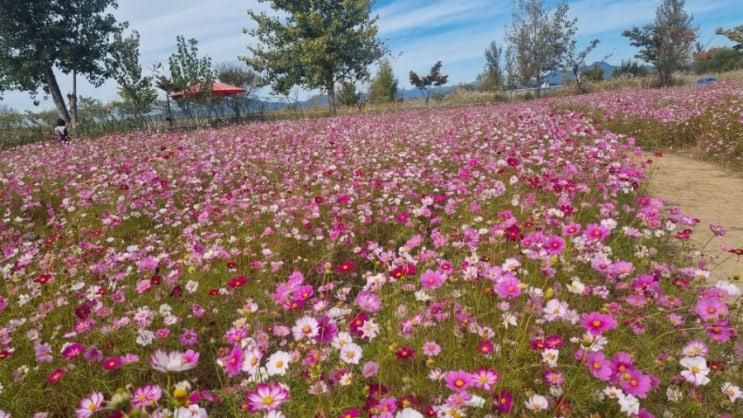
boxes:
[543,61,618,85]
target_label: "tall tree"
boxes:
[409,61,448,105]
[338,81,361,107]
[154,74,176,128]
[0,0,125,124]
[716,25,743,50]
[215,62,258,118]
[245,0,385,116]
[168,36,214,107]
[504,46,518,89]
[107,31,157,122]
[477,41,504,92]
[622,0,697,87]
[506,0,576,95]
[368,60,398,104]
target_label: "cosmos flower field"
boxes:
[0,88,742,417]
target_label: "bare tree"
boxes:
[215,62,258,119]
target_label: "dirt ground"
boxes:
[646,152,743,282]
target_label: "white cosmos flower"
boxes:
[266,350,291,376]
[617,393,639,416]
[721,382,742,402]
[680,356,710,386]
[241,348,262,375]
[292,316,319,341]
[340,342,362,364]
[395,408,425,418]
[524,394,549,412]
[332,332,353,349]
[542,349,559,367]
[360,318,380,340]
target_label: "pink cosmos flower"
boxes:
[355,290,382,313]
[76,392,104,418]
[132,384,162,408]
[581,312,618,336]
[584,224,610,240]
[444,370,474,392]
[61,343,85,360]
[221,345,243,378]
[420,270,444,290]
[619,370,652,398]
[471,368,499,391]
[585,351,612,381]
[545,236,566,254]
[562,223,582,236]
[423,341,441,357]
[245,382,290,412]
[695,297,728,321]
[362,361,379,378]
[494,274,522,299]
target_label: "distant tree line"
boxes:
[0,0,740,128]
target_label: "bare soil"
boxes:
[647,152,743,282]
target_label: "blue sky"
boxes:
[3,0,742,111]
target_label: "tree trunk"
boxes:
[44,67,71,124]
[165,96,174,128]
[68,70,79,128]
[327,82,337,117]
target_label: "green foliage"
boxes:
[582,66,605,82]
[244,0,385,116]
[107,31,157,121]
[368,60,398,104]
[477,41,504,92]
[716,25,743,50]
[506,0,577,92]
[693,48,743,74]
[338,81,361,107]
[622,0,697,87]
[0,0,125,122]
[612,60,650,78]
[168,36,214,104]
[409,61,448,105]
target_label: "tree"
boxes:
[245,0,385,117]
[693,48,743,74]
[622,0,697,87]
[612,60,650,78]
[477,41,504,92]
[0,0,125,125]
[506,0,576,95]
[504,46,518,89]
[154,74,176,127]
[716,25,743,50]
[107,31,157,123]
[168,36,214,105]
[338,81,361,108]
[409,61,449,105]
[564,39,600,93]
[368,60,398,104]
[215,62,258,118]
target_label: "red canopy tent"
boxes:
[171,81,246,99]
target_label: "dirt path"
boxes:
[647,153,743,282]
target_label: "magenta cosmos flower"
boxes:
[585,351,612,381]
[695,297,728,321]
[444,370,474,392]
[245,382,290,412]
[420,269,444,290]
[581,312,618,336]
